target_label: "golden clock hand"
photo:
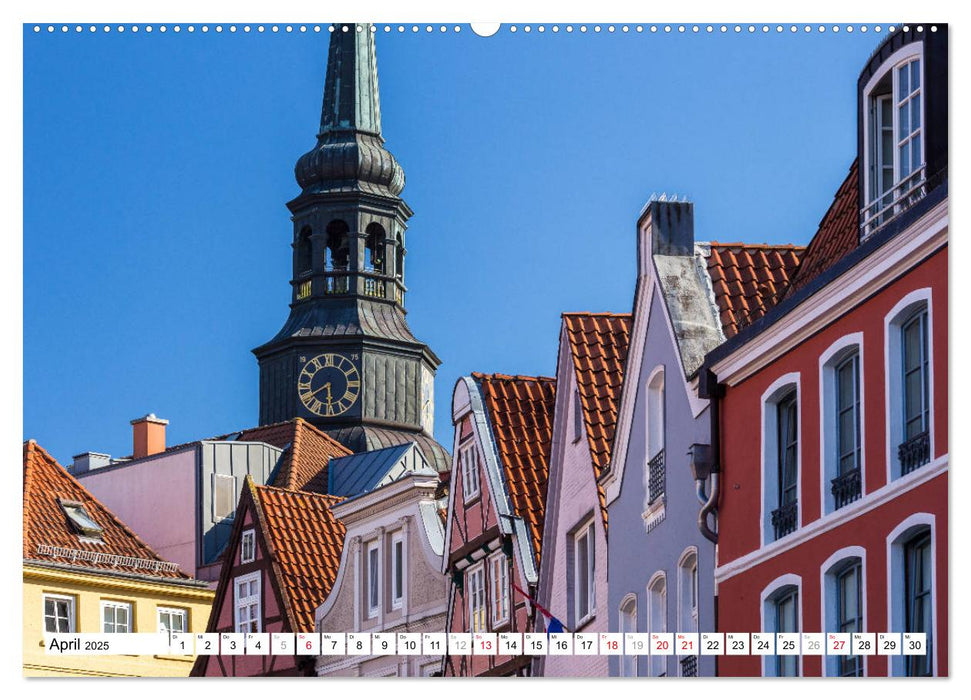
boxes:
[307,382,333,399]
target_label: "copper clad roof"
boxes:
[251,483,346,634]
[786,160,860,293]
[23,440,190,580]
[705,242,805,339]
[562,313,632,532]
[472,373,556,564]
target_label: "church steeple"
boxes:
[253,24,449,473]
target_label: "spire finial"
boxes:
[319,23,382,137]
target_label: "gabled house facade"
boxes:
[442,373,555,677]
[23,440,214,677]
[191,479,346,676]
[534,313,630,677]
[75,417,350,582]
[704,27,948,678]
[315,470,448,677]
[600,197,803,677]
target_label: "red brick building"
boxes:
[704,27,948,678]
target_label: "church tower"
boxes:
[253,24,448,471]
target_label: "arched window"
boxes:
[646,367,665,506]
[762,374,800,544]
[819,335,864,514]
[394,232,405,278]
[678,548,699,634]
[618,595,637,677]
[761,574,801,677]
[821,548,866,677]
[647,573,667,677]
[886,290,933,479]
[365,223,386,273]
[325,220,350,271]
[296,227,313,274]
[887,514,935,676]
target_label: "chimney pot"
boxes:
[131,413,169,459]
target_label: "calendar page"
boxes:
[19,0,951,687]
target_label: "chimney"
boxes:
[131,413,168,459]
[639,195,695,257]
[70,451,112,475]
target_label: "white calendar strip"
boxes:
[43,631,927,657]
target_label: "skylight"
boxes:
[59,500,104,539]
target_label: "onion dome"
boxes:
[294,25,405,198]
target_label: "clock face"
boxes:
[297,353,361,417]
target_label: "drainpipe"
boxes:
[694,369,724,544]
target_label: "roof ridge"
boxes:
[706,241,807,250]
[292,417,353,456]
[561,311,632,318]
[253,481,346,505]
[472,371,556,383]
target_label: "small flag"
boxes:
[511,581,568,634]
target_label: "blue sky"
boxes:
[24,24,885,464]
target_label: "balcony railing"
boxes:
[899,431,930,475]
[680,655,698,677]
[831,467,862,510]
[771,500,798,540]
[324,274,350,295]
[648,449,665,505]
[364,277,386,298]
[861,166,926,240]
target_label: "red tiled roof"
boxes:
[250,481,346,634]
[562,313,632,534]
[236,418,351,492]
[705,242,805,339]
[472,373,556,565]
[786,160,860,293]
[23,440,190,580]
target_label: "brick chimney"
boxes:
[131,413,168,459]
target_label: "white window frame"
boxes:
[677,547,699,636]
[759,573,803,677]
[647,572,667,677]
[466,563,486,633]
[819,334,866,515]
[390,531,405,611]
[460,443,481,503]
[212,473,237,521]
[157,606,188,634]
[366,540,381,619]
[820,547,868,677]
[618,594,638,677]
[572,520,596,626]
[884,289,934,482]
[240,528,256,564]
[885,513,937,677]
[861,41,926,233]
[761,373,801,545]
[488,552,509,628]
[43,593,75,633]
[101,600,133,634]
[234,571,261,633]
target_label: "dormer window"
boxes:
[59,499,103,540]
[862,44,925,238]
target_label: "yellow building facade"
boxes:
[23,565,214,677]
[23,440,214,677]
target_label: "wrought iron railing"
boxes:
[296,279,312,299]
[899,431,930,475]
[648,450,665,505]
[831,467,862,510]
[771,500,798,540]
[680,655,698,677]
